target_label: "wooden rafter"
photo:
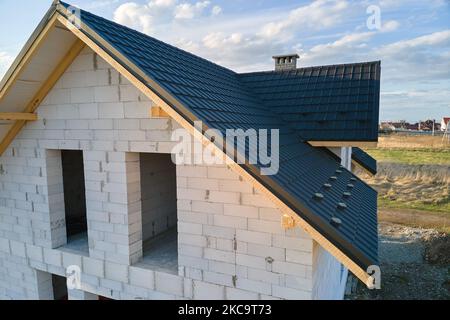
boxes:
[0,39,85,156]
[151,106,170,118]
[56,12,374,286]
[0,113,38,121]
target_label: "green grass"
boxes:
[366,148,450,165]
[378,198,450,215]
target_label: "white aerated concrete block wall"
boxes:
[0,47,339,300]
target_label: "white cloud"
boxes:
[113,0,216,34]
[174,1,211,20]
[381,20,400,33]
[260,0,349,39]
[0,52,13,79]
[301,32,375,65]
[379,29,450,54]
[211,5,222,16]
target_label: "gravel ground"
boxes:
[346,222,450,300]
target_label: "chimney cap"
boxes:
[273,54,300,71]
[272,54,300,59]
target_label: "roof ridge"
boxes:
[239,60,381,76]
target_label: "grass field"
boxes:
[359,134,450,233]
[366,148,450,165]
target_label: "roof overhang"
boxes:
[308,141,378,148]
[0,1,377,287]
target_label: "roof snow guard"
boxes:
[0,0,380,285]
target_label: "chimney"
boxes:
[273,54,300,71]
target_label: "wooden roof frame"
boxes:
[0,2,376,287]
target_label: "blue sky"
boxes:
[0,0,449,122]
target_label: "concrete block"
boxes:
[236,253,267,270]
[82,257,105,278]
[191,201,223,215]
[213,214,247,229]
[71,87,95,104]
[154,272,183,296]
[79,103,99,119]
[95,86,120,103]
[98,102,124,119]
[271,285,310,300]
[129,267,155,290]
[226,287,259,300]
[208,191,240,205]
[272,235,313,252]
[247,268,282,285]
[26,245,43,262]
[203,225,235,240]
[224,204,258,219]
[43,249,62,267]
[203,271,233,287]
[105,262,128,282]
[236,229,271,246]
[62,252,83,269]
[272,261,307,277]
[193,281,225,300]
[204,248,235,264]
[236,278,271,295]
[286,249,312,265]
[208,261,236,275]
[178,222,203,236]
[247,243,285,261]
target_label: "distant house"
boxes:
[406,123,419,131]
[0,1,380,300]
[419,120,436,131]
[442,117,450,132]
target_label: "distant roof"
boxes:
[443,117,450,124]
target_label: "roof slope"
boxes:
[0,1,378,273]
[57,1,379,268]
[240,63,380,142]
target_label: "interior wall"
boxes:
[61,150,87,238]
[140,153,177,242]
[52,274,68,300]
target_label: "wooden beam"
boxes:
[0,39,85,156]
[57,13,374,287]
[281,214,296,230]
[0,113,38,121]
[151,106,170,118]
[308,141,378,148]
[0,14,58,102]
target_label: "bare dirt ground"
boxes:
[379,208,450,232]
[346,222,450,300]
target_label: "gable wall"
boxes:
[0,47,327,300]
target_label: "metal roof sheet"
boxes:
[240,62,380,142]
[45,2,379,270]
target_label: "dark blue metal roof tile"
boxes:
[59,1,378,270]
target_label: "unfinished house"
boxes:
[0,1,380,300]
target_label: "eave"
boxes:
[308,141,378,148]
